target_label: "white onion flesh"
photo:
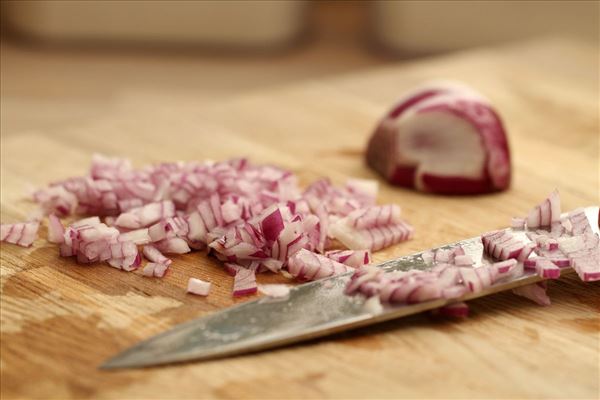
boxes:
[187,278,211,296]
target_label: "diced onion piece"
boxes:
[324,249,371,268]
[421,250,434,265]
[534,258,561,279]
[142,262,169,278]
[142,245,172,265]
[232,267,258,297]
[118,228,151,245]
[33,185,78,217]
[511,217,525,230]
[154,238,191,254]
[108,252,141,271]
[481,230,525,261]
[492,259,517,274]
[435,302,469,317]
[115,201,175,229]
[224,263,241,276]
[330,219,413,252]
[363,296,384,315]
[526,190,561,229]
[47,214,65,244]
[287,249,353,282]
[454,255,473,266]
[345,205,401,230]
[517,242,536,263]
[434,249,453,263]
[0,220,40,247]
[71,216,102,228]
[187,278,211,296]
[258,284,290,298]
[512,282,551,306]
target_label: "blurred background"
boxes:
[1,0,598,137]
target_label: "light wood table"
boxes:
[1,38,598,399]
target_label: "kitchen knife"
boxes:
[101,207,598,369]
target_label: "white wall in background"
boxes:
[2,0,307,48]
[372,1,598,53]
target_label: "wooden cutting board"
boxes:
[1,38,598,399]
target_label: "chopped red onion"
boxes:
[142,245,172,266]
[533,246,570,268]
[154,238,191,254]
[71,216,101,228]
[115,201,175,229]
[534,258,561,279]
[147,217,188,242]
[33,185,77,217]
[47,214,65,244]
[271,219,308,262]
[324,249,371,268]
[481,230,525,260]
[345,179,378,204]
[434,249,453,263]
[511,217,525,230]
[232,267,258,296]
[118,228,151,245]
[287,249,353,281]
[223,262,241,276]
[556,224,599,281]
[512,282,551,306]
[492,259,517,274]
[142,262,169,278]
[330,219,413,252]
[421,250,435,265]
[435,302,469,317]
[107,252,141,271]
[187,278,211,296]
[363,295,384,314]
[118,198,144,212]
[346,189,596,312]
[526,189,561,229]
[18,155,416,290]
[258,284,290,298]
[568,208,592,235]
[0,220,39,247]
[345,205,402,230]
[517,242,536,263]
[454,255,473,266]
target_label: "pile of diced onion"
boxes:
[0,155,413,297]
[346,190,599,315]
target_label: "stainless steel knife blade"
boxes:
[101,207,598,369]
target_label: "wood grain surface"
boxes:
[1,38,599,399]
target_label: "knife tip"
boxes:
[99,350,151,370]
[99,357,131,370]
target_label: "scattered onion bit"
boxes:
[232,266,258,297]
[287,249,353,282]
[47,214,65,244]
[0,220,39,247]
[143,262,170,278]
[433,302,469,318]
[324,249,371,268]
[258,284,290,298]
[187,278,211,296]
[512,282,551,306]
